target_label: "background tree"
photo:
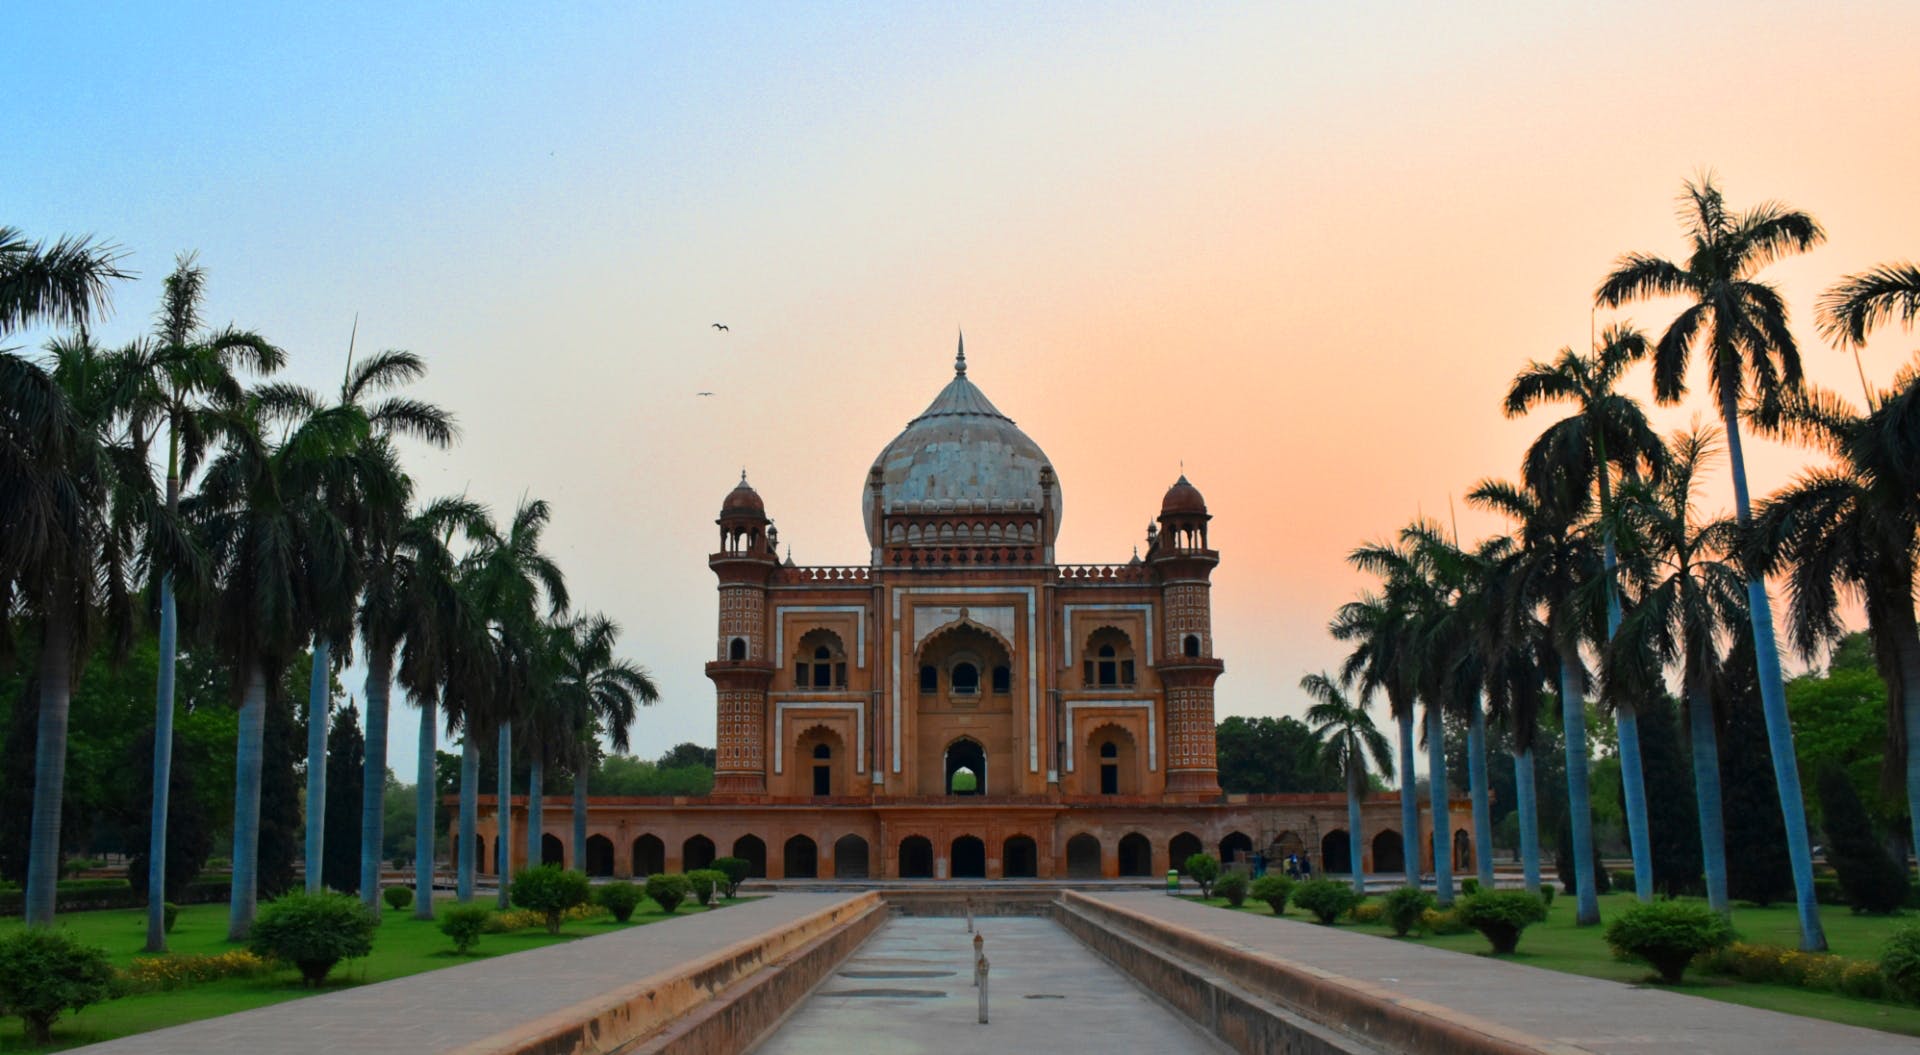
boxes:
[1333,568,1423,887]
[552,613,657,880]
[1213,715,1342,793]
[322,702,366,893]
[1819,262,1920,350]
[1817,763,1910,913]
[0,227,127,337]
[1719,636,1796,906]
[1596,174,1828,949]
[1302,671,1393,891]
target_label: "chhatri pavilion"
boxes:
[474,343,1470,881]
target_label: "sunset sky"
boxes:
[8,3,1920,783]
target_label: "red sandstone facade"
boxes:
[474,345,1472,880]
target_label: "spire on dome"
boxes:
[956,329,968,377]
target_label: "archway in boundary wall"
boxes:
[1321,829,1351,874]
[899,836,934,878]
[585,835,614,877]
[784,835,818,879]
[1003,835,1037,878]
[1117,833,1153,876]
[632,834,664,877]
[684,835,716,871]
[1372,830,1404,874]
[733,835,767,877]
[834,835,870,878]
[951,835,986,878]
[1066,833,1102,878]
[541,833,565,866]
[1169,832,1202,872]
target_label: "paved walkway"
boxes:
[752,915,1229,1055]
[70,894,863,1055]
[1091,892,1916,1055]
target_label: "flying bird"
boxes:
[711,323,729,332]
[696,391,715,397]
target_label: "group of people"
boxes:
[1249,850,1315,880]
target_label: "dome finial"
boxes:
[740,467,748,484]
[955,328,967,377]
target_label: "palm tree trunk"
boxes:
[526,758,544,868]
[144,576,178,949]
[1397,710,1418,887]
[304,637,329,894]
[1722,394,1827,951]
[572,766,588,875]
[360,649,393,908]
[457,736,477,902]
[1897,631,1920,886]
[25,608,75,928]
[1685,670,1729,914]
[1615,703,1654,901]
[1345,762,1366,893]
[1425,704,1453,905]
[414,694,436,919]
[1559,646,1600,926]
[1513,747,1540,893]
[1467,693,1495,889]
[496,723,512,908]
[227,664,268,941]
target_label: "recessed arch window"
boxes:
[991,664,1011,694]
[1183,634,1201,658]
[728,637,747,661]
[919,664,938,692]
[951,662,979,695]
[794,629,848,689]
[1083,628,1136,688]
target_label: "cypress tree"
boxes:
[1719,639,1795,906]
[1632,696,1702,897]
[322,703,365,893]
[126,724,215,902]
[1818,764,1910,913]
[255,681,303,897]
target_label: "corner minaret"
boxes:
[708,473,777,796]
[1151,474,1224,797]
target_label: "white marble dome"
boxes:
[862,345,1062,547]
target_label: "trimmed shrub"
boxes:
[439,905,492,954]
[247,892,377,987]
[1705,941,1892,1001]
[1539,885,1555,908]
[1215,872,1250,908]
[1350,901,1384,924]
[596,881,645,922]
[647,873,692,914]
[510,866,592,935]
[1459,878,1480,897]
[119,950,273,992]
[1184,853,1220,898]
[1249,874,1293,915]
[1420,907,1472,935]
[382,885,413,911]
[713,857,751,899]
[1813,876,1845,906]
[1604,901,1735,984]
[0,929,116,1044]
[1292,879,1361,925]
[1884,925,1920,1004]
[162,902,180,934]
[1384,886,1435,937]
[688,869,726,907]
[1610,870,1636,895]
[1455,891,1547,954]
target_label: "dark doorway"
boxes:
[733,835,767,877]
[1372,830,1404,874]
[474,835,487,875]
[834,835,870,878]
[585,835,614,877]
[899,836,935,878]
[1117,833,1152,876]
[1220,831,1253,866]
[1003,835,1038,878]
[1169,832,1202,872]
[1322,830,1352,875]
[541,833,565,866]
[784,835,818,879]
[1100,740,1119,795]
[812,742,832,796]
[1066,834,1102,878]
[633,834,664,876]
[951,836,986,878]
[1454,829,1472,871]
[945,738,985,795]
[684,835,716,871]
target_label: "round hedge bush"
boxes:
[1184,853,1220,898]
[382,885,413,911]
[509,865,592,935]
[1881,924,1920,1003]
[688,869,727,907]
[1292,879,1361,925]
[1249,874,1294,914]
[1214,872,1250,908]
[646,873,692,914]
[595,881,645,922]
[1604,901,1735,984]
[1384,886,1435,937]
[1455,891,1548,954]
[713,857,752,899]
[248,892,377,987]
[0,928,116,1044]
[439,905,493,954]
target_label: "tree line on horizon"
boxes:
[1293,175,1920,954]
[1,228,660,948]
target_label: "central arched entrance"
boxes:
[945,737,986,796]
[951,835,986,878]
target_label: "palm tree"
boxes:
[0,227,128,337]
[553,614,658,872]
[1469,477,1606,924]
[465,499,569,903]
[1819,262,1920,351]
[1301,671,1394,893]
[328,348,455,908]
[187,384,361,939]
[1504,324,1667,901]
[1333,553,1422,889]
[1596,174,1829,949]
[1476,556,1554,895]
[445,563,496,903]
[118,255,282,944]
[1746,369,1920,870]
[0,337,150,926]
[1605,425,1744,913]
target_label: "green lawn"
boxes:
[1189,890,1920,1037]
[0,895,736,1052]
